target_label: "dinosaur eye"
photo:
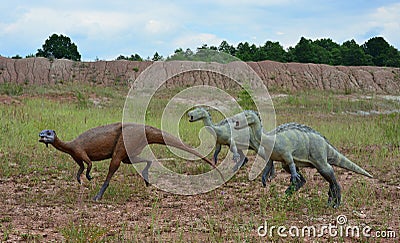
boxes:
[47,132,52,136]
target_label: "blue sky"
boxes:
[1,0,399,61]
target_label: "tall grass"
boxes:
[1,84,399,241]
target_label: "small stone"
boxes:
[353,210,366,219]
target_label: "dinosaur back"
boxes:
[267,123,337,149]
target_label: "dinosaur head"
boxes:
[188,107,210,122]
[234,110,260,130]
[39,129,56,147]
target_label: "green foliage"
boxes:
[74,90,89,109]
[152,52,163,61]
[237,86,257,110]
[340,40,373,66]
[36,33,81,61]
[11,55,22,59]
[174,36,400,67]
[379,113,400,146]
[1,85,398,241]
[60,221,109,243]
[116,53,143,61]
[362,37,400,67]
[0,83,24,96]
[167,48,238,64]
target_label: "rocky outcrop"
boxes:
[0,57,149,86]
[1,57,399,94]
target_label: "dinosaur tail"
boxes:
[145,125,216,167]
[328,146,373,178]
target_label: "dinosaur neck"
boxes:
[201,115,225,138]
[52,137,74,155]
[251,122,263,142]
[201,116,216,129]
[252,121,274,149]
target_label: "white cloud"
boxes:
[173,33,223,50]
[145,19,175,35]
[1,1,399,60]
[368,3,400,47]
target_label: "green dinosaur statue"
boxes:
[234,110,373,208]
[187,107,275,179]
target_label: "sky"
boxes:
[1,0,399,61]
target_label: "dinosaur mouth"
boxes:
[39,137,50,147]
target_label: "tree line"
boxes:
[167,37,400,67]
[7,34,400,67]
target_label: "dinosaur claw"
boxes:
[262,179,267,187]
[232,153,240,162]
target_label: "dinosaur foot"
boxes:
[285,175,306,195]
[327,190,341,208]
[241,157,248,167]
[262,168,276,187]
[232,157,248,172]
[267,165,276,181]
[142,172,150,187]
[285,184,296,195]
[93,194,102,202]
[326,184,341,208]
[327,197,341,208]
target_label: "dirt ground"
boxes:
[0,91,399,242]
[1,154,399,242]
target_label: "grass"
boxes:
[60,221,109,243]
[0,83,399,241]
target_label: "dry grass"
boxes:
[0,83,398,242]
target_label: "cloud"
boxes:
[368,3,400,47]
[1,1,399,60]
[173,33,223,51]
[145,19,176,35]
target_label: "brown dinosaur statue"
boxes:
[39,122,218,201]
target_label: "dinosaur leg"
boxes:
[81,154,93,181]
[282,164,306,195]
[258,147,276,183]
[128,156,153,187]
[213,144,222,164]
[233,149,247,171]
[316,165,341,208]
[229,141,241,166]
[73,158,85,184]
[281,155,306,195]
[261,159,275,187]
[94,154,124,201]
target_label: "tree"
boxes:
[362,37,400,67]
[36,34,81,61]
[116,54,143,61]
[256,41,286,62]
[341,40,373,66]
[11,55,22,59]
[151,52,163,61]
[236,42,256,61]
[314,38,341,65]
[290,37,329,64]
[218,40,236,55]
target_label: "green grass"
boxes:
[60,221,109,243]
[1,84,399,242]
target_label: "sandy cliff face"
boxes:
[1,57,399,94]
